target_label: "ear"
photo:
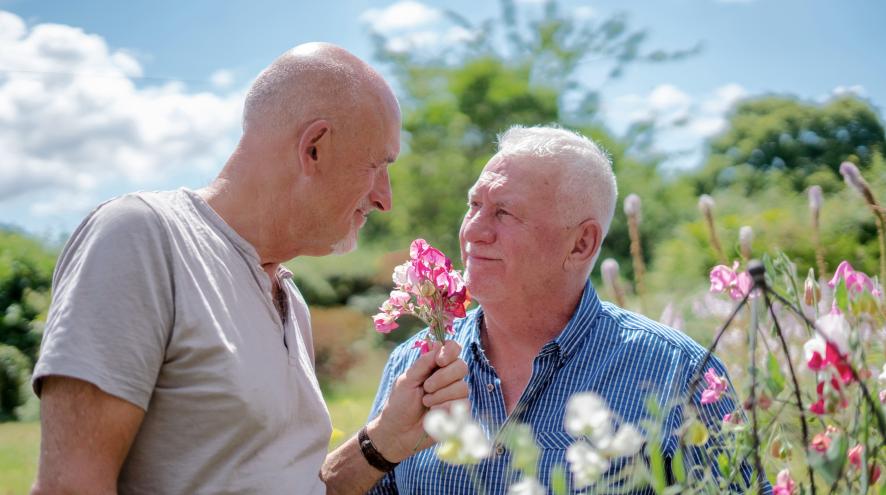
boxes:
[566,218,602,269]
[297,119,331,176]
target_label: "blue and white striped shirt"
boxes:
[368,281,770,494]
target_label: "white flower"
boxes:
[423,400,491,465]
[392,262,410,287]
[804,309,852,364]
[879,363,886,383]
[507,476,546,495]
[803,336,827,365]
[598,423,645,458]
[566,440,610,489]
[565,392,612,443]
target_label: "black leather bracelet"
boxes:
[358,426,399,473]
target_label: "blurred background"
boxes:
[1,0,885,492]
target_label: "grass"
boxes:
[0,347,387,495]
[0,421,39,495]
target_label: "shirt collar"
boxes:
[467,280,602,366]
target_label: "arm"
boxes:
[31,377,145,495]
[321,340,469,495]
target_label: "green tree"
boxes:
[0,229,55,366]
[363,0,699,272]
[0,343,31,420]
[693,95,886,194]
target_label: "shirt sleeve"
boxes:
[366,347,406,495]
[32,195,175,411]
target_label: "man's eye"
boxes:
[496,209,510,217]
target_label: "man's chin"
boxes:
[331,233,358,255]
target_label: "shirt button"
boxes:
[495,444,505,456]
[486,383,495,392]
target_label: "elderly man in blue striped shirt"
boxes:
[367,125,769,494]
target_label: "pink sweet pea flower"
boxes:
[709,263,737,293]
[772,469,796,495]
[413,338,432,354]
[809,377,848,415]
[700,368,727,405]
[722,412,742,425]
[709,261,755,300]
[375,239,469,344]
[828,260,881,297]
[388,290,412,309]
[810,432,831,453]
[848,444,864,470]
[373,312,399,333]
[804,305,854,385]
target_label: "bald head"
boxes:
[242,42,399,138]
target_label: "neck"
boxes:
[198,157,307,265]
[479,280,585,358]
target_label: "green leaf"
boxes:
[808,433,849,486]
[649,441,667,494]
[765,353,785,396]
[500,423,539,477]
[671,448,686,484]
[835,279,849,313]
[717,452,730,480]
[550,464,568,495]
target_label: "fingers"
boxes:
[403,341,443,386]
[422,380,469,408]
[435,340,463,368]
[423,358,468,394]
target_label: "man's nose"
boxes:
[461,210,494,244]
[369,167,392,212]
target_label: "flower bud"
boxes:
[601,258,619,288]
[769,437,786,459]
[420,279,436,297]
[623,194,641,219]
[808,185,822,213]
[739,226,753,259]
[804,275,820,306]
[698,194,715,216]
[684,419,709,446]
[840,161,866,195]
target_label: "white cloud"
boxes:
[360,1,441,33]
[0,10,243,217]
[832,85,865,97]
[386,30,441,53]
[574,6,596,20]
[601,83,749,169]
[210,69,235,89]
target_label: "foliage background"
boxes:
[1,1,885,493]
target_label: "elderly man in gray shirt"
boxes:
[30,43,469,495]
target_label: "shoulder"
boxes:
[596,302,711,366]
[53,192,179,284]
[67,191,190,248]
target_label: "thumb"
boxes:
[403,341,442,386]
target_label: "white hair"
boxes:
[496,125,618,238]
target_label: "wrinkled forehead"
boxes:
[468,154,556,198]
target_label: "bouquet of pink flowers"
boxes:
[373,239,470,353]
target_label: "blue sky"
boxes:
[1,0,884,239]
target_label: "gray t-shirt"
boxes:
[33,188,332,494]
